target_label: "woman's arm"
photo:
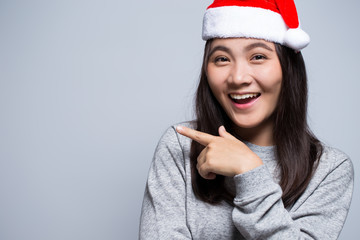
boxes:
[176,125,353,239]
[139,127,192,239]
[232,156,354,239]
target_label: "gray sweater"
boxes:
[139,123,354,239]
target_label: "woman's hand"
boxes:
[176,125,263,179]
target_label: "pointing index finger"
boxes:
[176,126,216,146]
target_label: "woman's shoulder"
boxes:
[320,144,352,165]
[160,121,196,138]
[171,121,196,130]
[317,143,353,176]
[156,121,195,151]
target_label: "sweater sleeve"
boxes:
[139,126,192,240]
[232,156,354,240]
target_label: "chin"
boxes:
[230,114,272,131]
[230,117,261,129]
[233,121,261,130]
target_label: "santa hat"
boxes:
[202,0,310,51]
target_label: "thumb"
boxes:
[218,126,237,140]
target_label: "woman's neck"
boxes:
[231,118,275,147]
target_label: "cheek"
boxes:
[264,79,282,105]
[271,70,283,98]
[259,64,282,95]
[267,78,282,112]
[206,69,226,98]
[207,79,223,105]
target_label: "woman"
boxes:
[139,0,354,239]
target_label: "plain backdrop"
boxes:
[0,0,359,239]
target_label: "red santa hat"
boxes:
[202,0,310,51]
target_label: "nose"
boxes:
[228,61,253,86]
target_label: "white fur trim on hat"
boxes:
[202,6,310,51]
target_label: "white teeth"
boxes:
[230,93,258,100]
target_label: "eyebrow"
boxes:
[209,41,274,58]
[245,42,274,52]
[208,45,231,58]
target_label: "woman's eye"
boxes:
[214,56,229,63]
[252,55,266,61]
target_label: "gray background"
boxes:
[0,0,358,239]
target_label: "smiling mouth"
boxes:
[229,93,261,104]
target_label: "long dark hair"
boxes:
[190,40,323,207]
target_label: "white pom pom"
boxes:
[284,28,310,51]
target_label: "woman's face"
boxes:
[207,38,282,140]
